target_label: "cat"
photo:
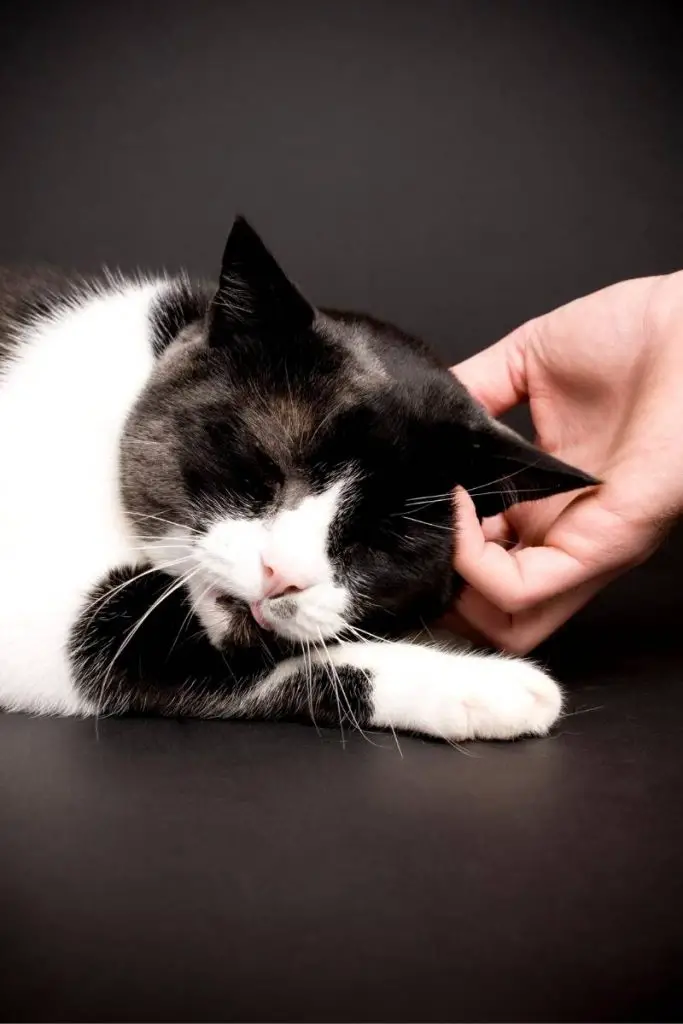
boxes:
[0,217,596,741]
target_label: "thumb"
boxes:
[451,320,536,417]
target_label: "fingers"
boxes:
[455,573,615,655]
[454,488,593,613]
[452,485,648,653]
[481,513,516,546]
[451,321,535,416]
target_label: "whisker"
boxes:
[308,404,342,447]
[468,458,544,495]
[335,626,403,754]
[304,638,321,737]
[464,486,551,499]
[168,579,213,657]
[127,511,200,536]
[404,491,452,504]
[397,516,453,532]
[316,631,345,748]
[404,485,553,516]
[125,544,192,554]
[560,704,604,719]
[85,556,192,621]
[98,565,202,712]
[342,623,392,647]
[133,534,198,544]
[317,630,379,747]
[401,500,454,515]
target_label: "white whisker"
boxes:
[168,579,213,657]
[317,630,379,746]
[98,565,202,713]
[86,556,192,620]
[127,510,200,536]
[303,638,321,736]
[468,458,544,495]
[398,515,453,532]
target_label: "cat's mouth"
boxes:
[214,590,272,633]
[209,590,271,646]
[210,584,346,645]
[248,600,271,630]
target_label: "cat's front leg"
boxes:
[247,641,562,741]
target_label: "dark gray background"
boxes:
[2,0,682,646]
[1,3,682,1022]
[2,0,682,358]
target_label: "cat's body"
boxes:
[0,220,595,740]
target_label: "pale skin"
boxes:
[446,270,683,654]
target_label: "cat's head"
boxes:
[121,217,596,648]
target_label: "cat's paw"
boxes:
[343,642,563,742]
[453,655,562,741]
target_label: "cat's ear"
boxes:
[209,216,315,345]
[459,419,599,520]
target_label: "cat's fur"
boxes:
[0,218,596,740]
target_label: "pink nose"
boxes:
[262,561,303,598]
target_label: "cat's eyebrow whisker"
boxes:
[307,403,343,447]
[127,511,201,536]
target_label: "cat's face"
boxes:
[121,218,595,649]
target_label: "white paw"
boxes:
[332,641,562,742]
[451,655,563,741]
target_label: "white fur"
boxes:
[0,284,561,743]
[195,479,346,603]
[0,282,161,714]
[250,640,563,741]
[159,480,351,644]
[347,641,562,740]
[0,277,352,716]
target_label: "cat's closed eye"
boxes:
[1,215,588,744]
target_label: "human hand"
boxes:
[447,271,683,654]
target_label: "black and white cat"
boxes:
[0,218,595,740]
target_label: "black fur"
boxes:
[0,267,105,366]
[150,278,211,356]
[70,566,373,726]
[61,217,597,725]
